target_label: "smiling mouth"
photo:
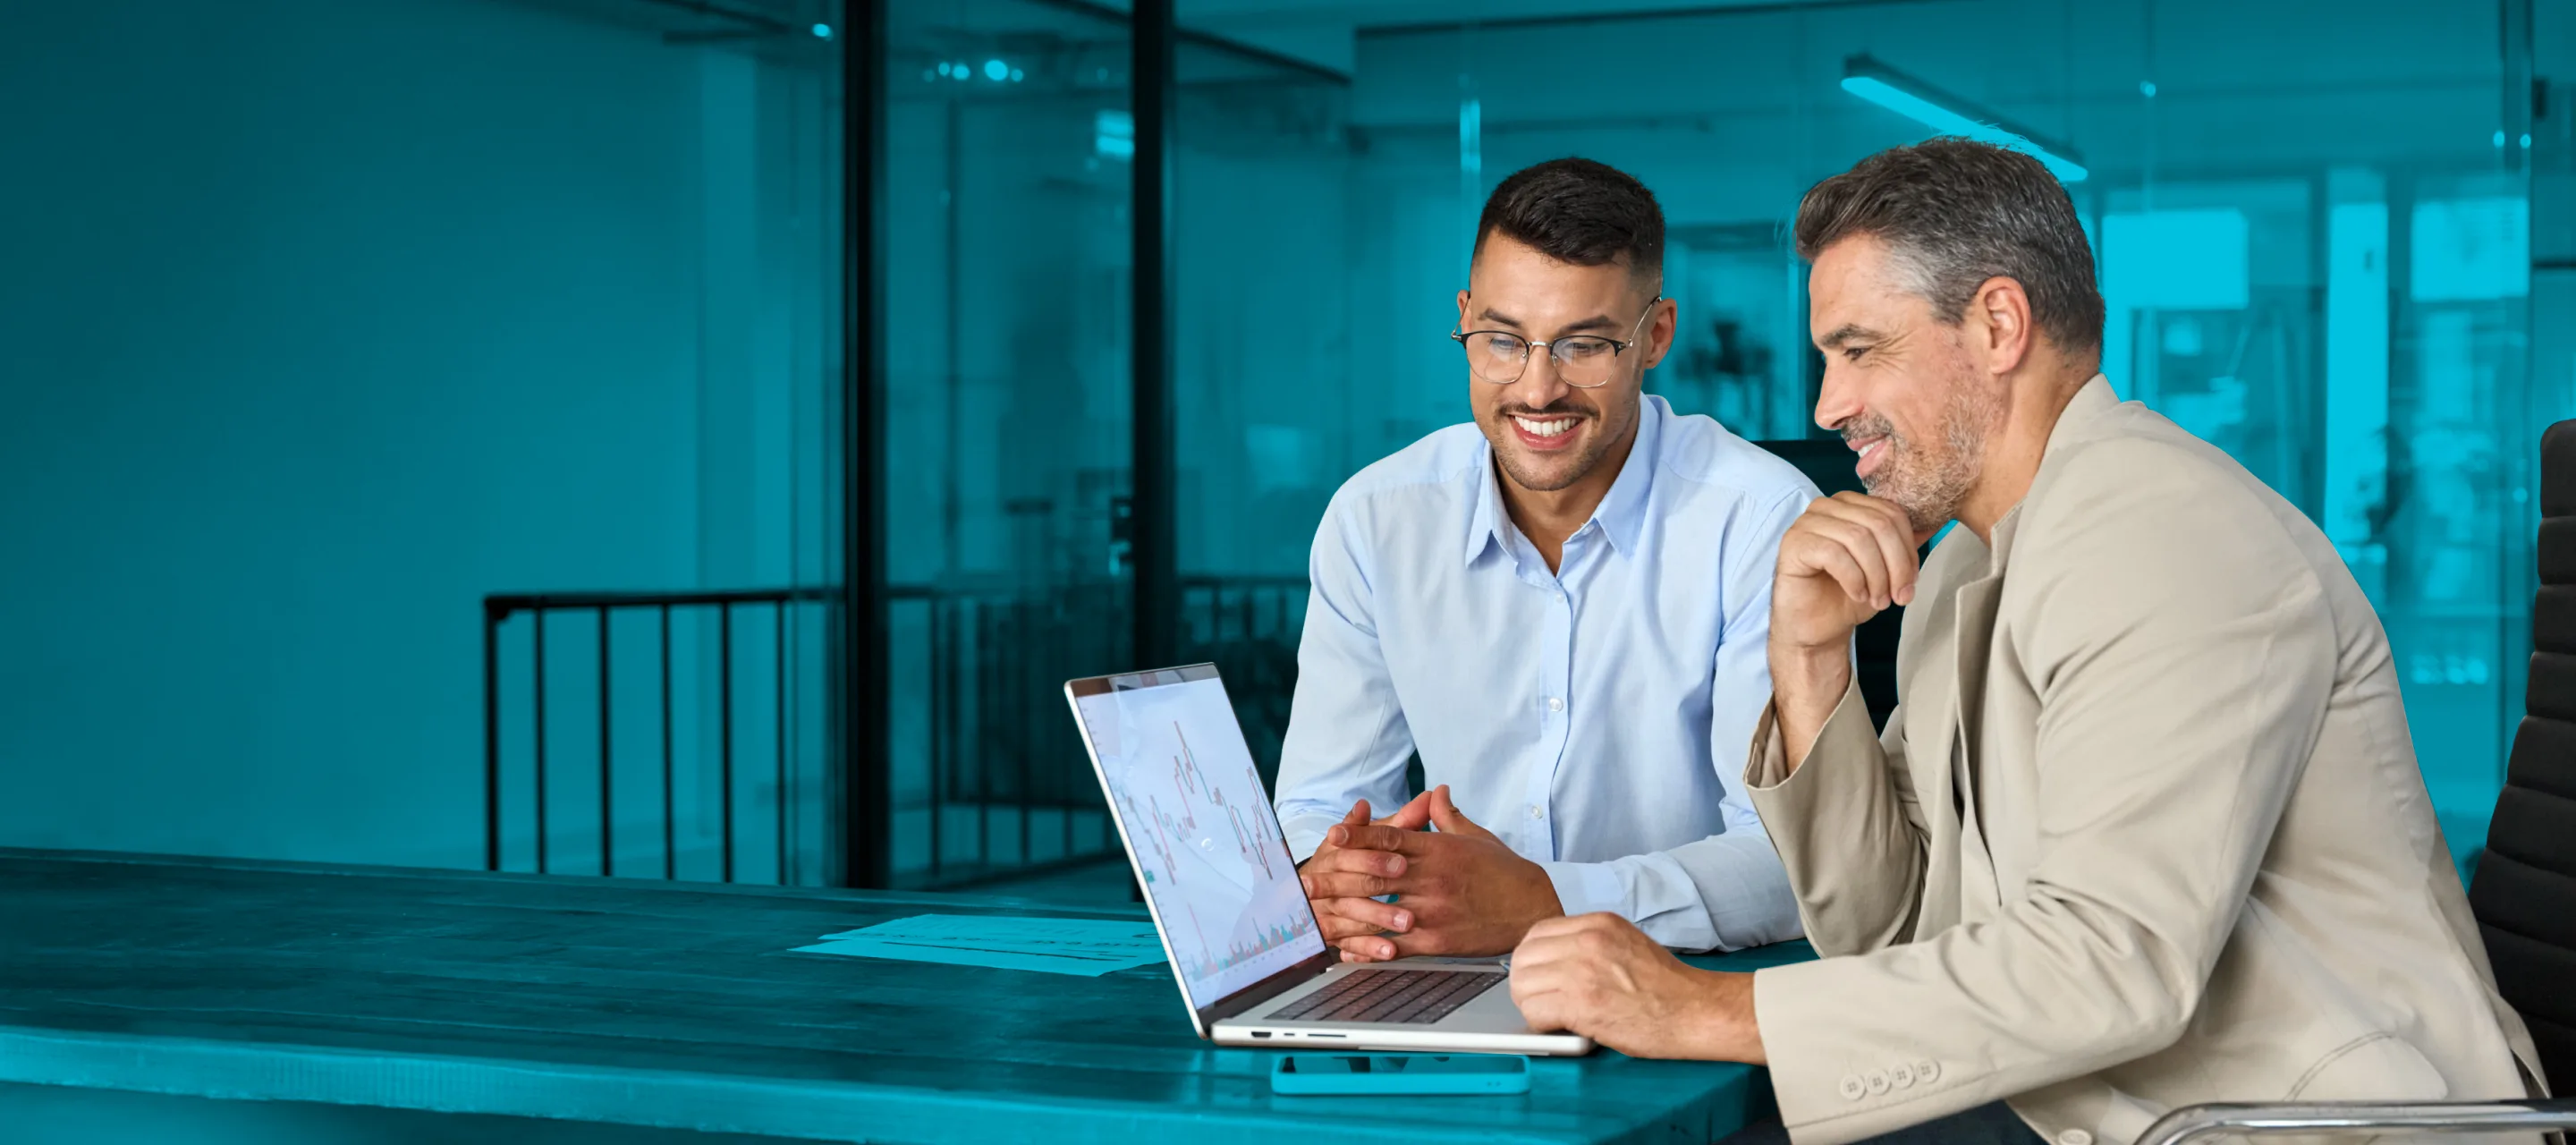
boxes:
[1512,415,1579,438]
[1851,436,1890,476]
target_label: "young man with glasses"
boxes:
[1274,157,1817,961]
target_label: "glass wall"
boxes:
[0,0,843,876]
[880,0,1134,886]
[1169,39,1352,780]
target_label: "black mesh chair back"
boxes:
[2468,417,2576,1090]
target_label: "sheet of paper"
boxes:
[822,913,1163,952]
[793,913,1169,977]
[791,937,1157,977]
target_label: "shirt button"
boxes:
[1837,1075,1866,1101]
[1890,1063,1915,1089]
[1865,1069,1890,1096]
[1526,804,1546,821]
[2056,1132,2094,1145]
[1914,1059,1940,1084]
[1546,696,1565,713]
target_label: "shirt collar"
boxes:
[1461,396,1665,567]
[1589,395,1664,557]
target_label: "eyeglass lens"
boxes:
[1461,333,1623,386]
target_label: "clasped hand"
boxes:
[1297,785,1563,961]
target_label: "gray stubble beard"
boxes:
[1859,368,2004,535]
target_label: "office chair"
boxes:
[2138,420,2576,1142]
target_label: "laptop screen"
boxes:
[1070,667,1326,1014]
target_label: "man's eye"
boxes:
[1842,346,1869,361]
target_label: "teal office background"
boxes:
[5,0,2573,894]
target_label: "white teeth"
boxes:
[1513,416,1576,438]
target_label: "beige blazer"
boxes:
[1744,377,2545,1145]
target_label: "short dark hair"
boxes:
[1793,138,2104,354]
[1472,157,1664,281]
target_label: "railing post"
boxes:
[775,600,789,885]
[484,600,503,872]
[721,602,735,884]
[534,606,549,876]
[660,603,674,880]
[597,604,613,878]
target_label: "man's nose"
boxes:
[1813,364,1860,432]
[1509,347,1572,411]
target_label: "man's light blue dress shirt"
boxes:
[1273,396,1814,952]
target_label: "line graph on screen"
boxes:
[1091,677,1318,1001]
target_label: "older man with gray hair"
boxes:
[1504,137,2548,1145]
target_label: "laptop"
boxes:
[1063,664,1592,1056]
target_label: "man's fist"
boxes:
[1770,491,1923,653]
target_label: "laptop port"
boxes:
[1251,1031,1271,1039]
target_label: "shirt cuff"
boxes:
[1536,860,1626,920]
[1280,813,1343,864]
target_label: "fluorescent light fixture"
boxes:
[1839,55,2089,183]
[1095,109,1135,160]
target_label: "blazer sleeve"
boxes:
[1748,440,2336,1145]
[1745,681,1928,955]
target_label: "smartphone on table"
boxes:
[1269,1053,1531,1096]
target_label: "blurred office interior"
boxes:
[4,0,2572,898]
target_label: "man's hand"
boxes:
[1771,491,1922,768]
[1298,785,1562,961]
[1301,793,1435,955]
[1508,912,1762,1062]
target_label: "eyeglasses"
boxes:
[1451,297,1664,388]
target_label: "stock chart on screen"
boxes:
[1076,674,1321,1008]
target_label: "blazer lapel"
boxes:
[1949,572,2003,848]
[1945,507,2024,914]
[1897,533,1979,934]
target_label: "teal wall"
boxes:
[0,0,837,870]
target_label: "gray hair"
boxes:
[1793,138,2104,354]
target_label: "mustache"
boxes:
[1499,401,1595,419]
[1837,412,1896,445]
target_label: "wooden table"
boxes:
[0,849,1806,1144]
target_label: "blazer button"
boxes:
[1914,1059,1940,1084]
[1865,1070,1891,1096]
[2056,1131,2094,1145]
[1838,1075,1866,1101]
[1891,1063,1915,1088]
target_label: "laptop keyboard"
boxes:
[1267,969,1503,1025]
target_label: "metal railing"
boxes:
[1179,575,1308,787]
[887,574,1309,889]
[482,587,839,883]
[483,577,1312,891]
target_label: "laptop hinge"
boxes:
[1199,950,1338,1027]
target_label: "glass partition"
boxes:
[881,0,1135,886]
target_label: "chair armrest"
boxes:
[2138,1099,2576,1145]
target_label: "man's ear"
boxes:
[1640,298,1677,370]
[1970,276,2033,377]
